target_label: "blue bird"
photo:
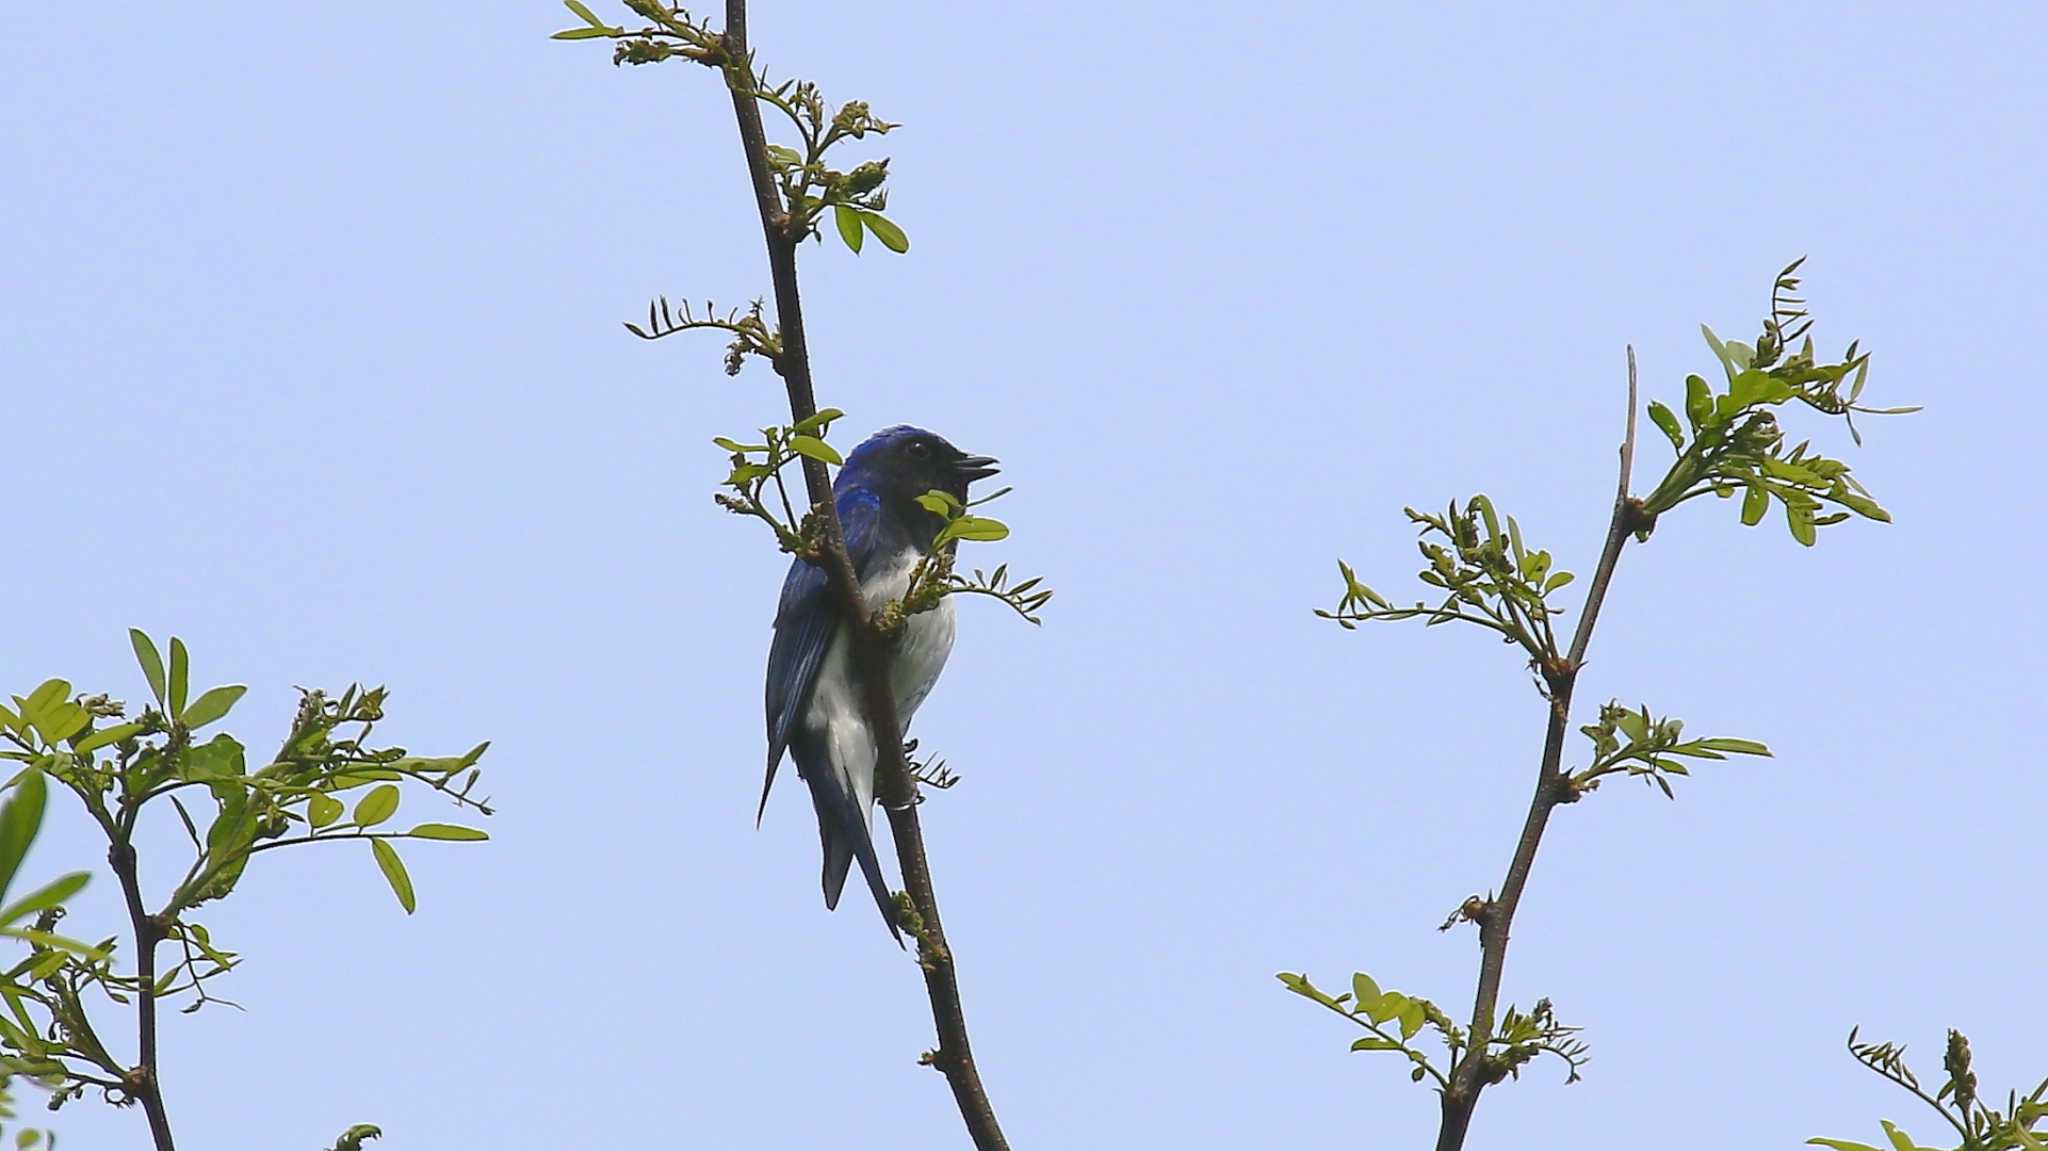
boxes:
[760,425,999,939]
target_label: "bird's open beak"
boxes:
[955,454,1000,482]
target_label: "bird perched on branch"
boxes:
[760,425,999,940]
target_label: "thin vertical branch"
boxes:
[719,5,1010,1148]
[108,834,175,1151]
[1567,345,1640,671]
[1436,348,1643,1151]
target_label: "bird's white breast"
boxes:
[865,547,957,723]
[799,547,957,813]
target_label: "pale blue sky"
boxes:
[3,4,2044,1149]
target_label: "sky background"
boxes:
[4,4,2044,1149]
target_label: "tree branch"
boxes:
[719,5,1009,1147]
[1436,348,1641,1151]
[108,835,175,1151]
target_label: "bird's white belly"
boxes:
[800,548,957,814]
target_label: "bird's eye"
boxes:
[906,441,930,460]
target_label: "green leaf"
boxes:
[1616,708,1649,744]
[1276,972,1337,1007]
[329,769,403,790]
[857,210,909,253]
[1647,402,1684,451]
[197,791,258,907]
[792,408,845,436]
[1542,570,1575,594]
[182,734,247,783]
[27,703,89,746]
[1741,482,1769,526]
[563,0,605,26]
[353,784,400,828]
[1832,489,1891,523]
[332,1125,384,1151]
[130,629,167,706]
[549,25,613,39]
[1701,324,1738,381]
[181,685,247,731]
[712,436,767,453]
[1695,737,1771,756]
[834,203,864,253]
[935,515,1010,546]
[72,721,144,755]
[0,872,89,927]
[1684,374,1713,429]
[1727,368,1793,408]
[916,489,963,516]
[1880,1121,1919,1151]
[0,772,48,900]
[307,794,343,829]
[385,742,490,778]
[21,679,68,715]
[1351,972,1382,1007]
[1364,991,1406,1026]
[406,823,489,842]
[0,926,110,961]
[1398,999,1426,1040]
[1351,1037,1400,1051]
[370,839,415,914]
[789,435,843,465]
[1806,1140,1884,1151]
[168,637,190,718]
[1786,498,1817,547]
[1472,495,1500,542]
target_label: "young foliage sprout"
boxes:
[0,633,493,1151]
[558,4,1046,1147]
[1282,261,1915,1150]
[1811,1028,2046,1151]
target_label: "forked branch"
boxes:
[1434,349,1641,1151]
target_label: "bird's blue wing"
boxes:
[759,487,884,821]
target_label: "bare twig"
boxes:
[718,5,1009,1147]
[1435,348,1641,1151]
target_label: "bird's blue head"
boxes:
[837,425,999,513]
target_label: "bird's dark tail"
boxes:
[756,753,779,828]
[812,785,902,945]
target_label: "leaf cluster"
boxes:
[1278,971,1587,1089]
[1566,702,1772,801]
[1812,1028,2047,1151]
[625,296,781,376]
[1318,494,1576,667]
[0,634,492,1132]
[554,2,909,253]
[1639,259,1915,546]
[709,408,850,553]
[0,772,84,1150]
[898,490,1052,627]
[901,738,960,796]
